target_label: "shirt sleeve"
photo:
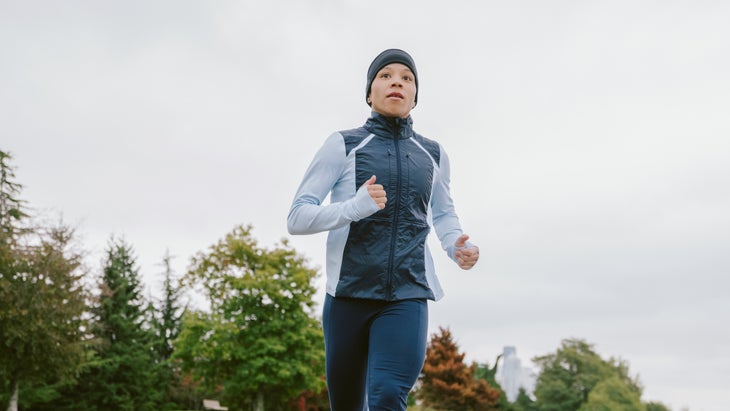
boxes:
[287,132,381,235]
[430,145,475,261]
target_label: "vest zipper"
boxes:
[386,123,402,300]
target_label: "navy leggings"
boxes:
[322,294,428,411]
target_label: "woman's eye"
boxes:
[381,73,390,78]
[403,75,412,81]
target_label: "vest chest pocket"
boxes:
[404,148,434,216]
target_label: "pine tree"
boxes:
[0,150,28,241]
[151,251,186,362]
[0,150,87,411]
[52,238,160,411]
[418,327,501,411]
[513,388,537,411]
[150,251,189,410]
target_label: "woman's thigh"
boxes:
[322,295,374,411]
[367,299,428,410]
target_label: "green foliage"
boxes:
[0,150,28,242]
[513,388,538,411]
[95,238,148,342]
[533,339,643,411]
[0,150,88,411]
[578,377,645,411]
[645,401,672,411]
[48,238,161,411]
[0,228,89,410]
[0,149,678,411]
[150,251,186,362]
[474,360,512,410]
[149,252,191,410]
[176,224,325,410]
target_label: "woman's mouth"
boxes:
[387,92,404,99]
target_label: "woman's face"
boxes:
[368,63,417,118]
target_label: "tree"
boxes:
[533,339,643,411]
[511,388,538,411]
[175,224,325,411]
[644,401,671,411]
[149,251,189,410]
[578,376,645,411]
[474,360,512,410]
[418,327,501,411]
[0,150,87,411]
[50,238,160,411]
[0,150,28,240]
[151,251,186,362]
[0,226,88,411]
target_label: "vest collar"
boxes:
[364,111,414,140]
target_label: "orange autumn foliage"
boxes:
[418,327,501,411]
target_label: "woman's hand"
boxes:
[454,234,479,270]
[363,175,387,209]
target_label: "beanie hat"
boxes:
[366,48,419,106]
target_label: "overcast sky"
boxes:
[2,1,729,410]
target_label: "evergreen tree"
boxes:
[0,226,88,411]
[51,238,160,411]
[175,225,325,411]
[151,251,186,362]
[474,359,511,410]
[0,150,28,240]
[418,327,501,411]
[0,150,87,411]
[512,388,537,411]
[149,251,188,410]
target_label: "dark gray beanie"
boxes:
[366,48,418,106]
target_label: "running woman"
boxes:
[287,48,479,411]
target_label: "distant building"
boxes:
[496,346,537,402]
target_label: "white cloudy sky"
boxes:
[2,1,729,410]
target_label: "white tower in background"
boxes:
[496,346,536,402]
